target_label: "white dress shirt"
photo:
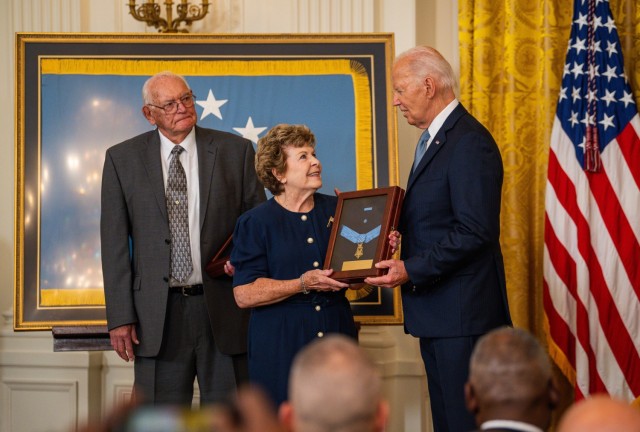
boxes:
[422,98,460,151]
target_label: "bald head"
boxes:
[141,71,190,105]
[466,327,557,429]
[283,335,387,432]
[469,327,552,405]
[558,396,640,432]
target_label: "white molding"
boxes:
[112,381,134,406]
[297,0,374,33]
[2,379,78,432]
[2,377,77,393]
[101,352,134,415]
[13,0,81,32]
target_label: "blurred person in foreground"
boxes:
[230,124,361,407]
[465,327,558,432]
[557,395,640,432]
[365,46,512,431]
[280,334,389,432]
[101,71,265,406]
[85,336,388,432]
[210,334,388,432]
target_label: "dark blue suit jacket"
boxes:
[400,103,512,338]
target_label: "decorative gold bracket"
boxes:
[128,0,210,33]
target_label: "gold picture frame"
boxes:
[14,32,402,330]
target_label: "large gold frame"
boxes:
[14,32,401,330]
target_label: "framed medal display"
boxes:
[324,186,404,283]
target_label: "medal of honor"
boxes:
[339,225,381,259]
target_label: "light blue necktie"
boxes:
[412,129,431,172]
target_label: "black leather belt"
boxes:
[169,284,204,296]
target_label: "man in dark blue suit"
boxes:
[365,46,512,431]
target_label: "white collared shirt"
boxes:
[422,98,460,150]
[159,128,202,286]
[481,419,544,432]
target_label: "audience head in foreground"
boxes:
[557,395,640,432]
[465,327,558,431]
[279,334,389,432]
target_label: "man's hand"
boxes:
[109,324,139,362]
[224,260,236,277]
[389,230,401,255]
[364,259,409,288]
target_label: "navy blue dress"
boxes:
[231,193,357,406]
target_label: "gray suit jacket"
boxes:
[101,125,266,357]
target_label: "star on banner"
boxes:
[196,89,228,120]
[233,117,267,144]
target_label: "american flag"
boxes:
[543,0,640,401]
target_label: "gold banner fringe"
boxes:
[41,288,105,307]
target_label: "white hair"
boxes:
[141,71,190,105]
[289,335,382,432]
[396,46,458,97]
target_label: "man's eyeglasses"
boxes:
[147,93,196,114]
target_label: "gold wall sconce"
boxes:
[128,0,210,33]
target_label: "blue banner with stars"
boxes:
[38,58,373,300]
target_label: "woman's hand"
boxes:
[301,269,349,292]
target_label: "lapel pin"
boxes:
[327,216,334,228]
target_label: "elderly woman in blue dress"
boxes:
[230,124,359,407]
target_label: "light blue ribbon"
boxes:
[339,225,381,244]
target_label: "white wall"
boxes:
[0,1,458,431]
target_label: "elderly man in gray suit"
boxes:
[100,71,265,405]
